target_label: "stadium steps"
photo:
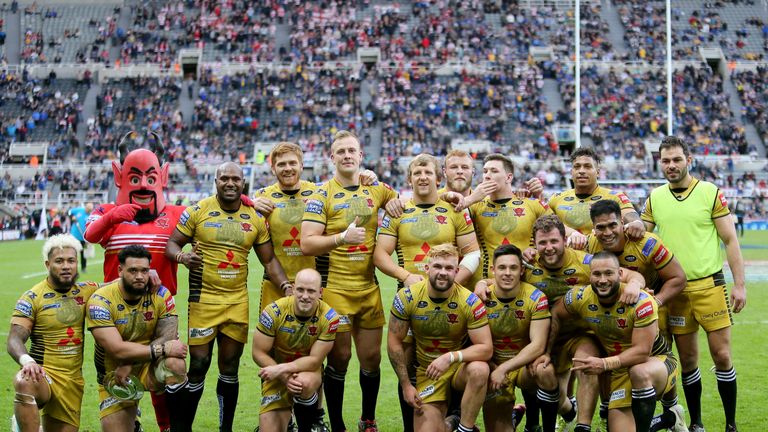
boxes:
[543,78,565,114]
[598,0,629,57]
[723,76,765,156]
[3,7,21,64]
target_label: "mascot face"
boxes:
[113,149,169,223]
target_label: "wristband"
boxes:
[449,352,455,363]
[19,354,35,366]
[280,281,292,292]
[175,251,185,264]
[150,344,157,361]
[457,351,464,363]
[339,230,349,245]
[656,297,664,308]
[334,234,343,246]
[603,356,621,371]
[162,342,167,357]
[396,269,411,283]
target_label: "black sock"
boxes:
[293,393,319,432]
[682,368,703,426]
[716,367,737,427]
[397,382,414,432]
[650,396,677,432]
[216,374,239,432]
[457,424,474,432]
[537,388,559,432]
[359,368,380,422]
[523,388,540,428]
[324,366,346,432]
[574,425,591,432]
[562,398,577,423]
[631,387,656,432]
[599,400,609,420]
[165,381,189,432]
[185,381,204,430]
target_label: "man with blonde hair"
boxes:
[302,130,398,432]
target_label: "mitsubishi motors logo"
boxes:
[282,227,300,247]
[218,250,241,269]
[57,326,82,346]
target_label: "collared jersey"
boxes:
[303,178,397,291]
[586,232,673,293]
[486,282,550,364]
[86,282,176,383]
[87,204,186,295]
[12,280,100,374]
[549,186,634,234]
[390,281,488,367]
[469,196,551,278]
[564,284,669,356]
[254,180,316,282]
[378,199,475,288]
[256,296,339,363]
[523,248,593,302]
[642,178,730,283]
[176,196,270,304]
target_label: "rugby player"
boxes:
[253,269,339,432]
[86,245,187,432]
[301,130,398,432]
[388,244,492,432]
[642,136,746,432]
[165,161,291,432]
[8,235,100,432]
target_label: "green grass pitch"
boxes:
[1,232,767,431]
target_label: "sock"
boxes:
[537,388,560,432]
[185,381,205,430]
[457,423,474,432]
[324,366,347,432]
[293,393,319,432]
[574,425,591,432]
[562,396,577,423]
[165,381,189,431]
[649,396,678,432]
[150,391,171,431]
[599,400,609,420]
[681,368,703,426]
[216,374,239,432]
[631,387,656,432]
[523,388,541,428]
[359,368,380,422]
[716,367,737,427]
[397,382,414,432]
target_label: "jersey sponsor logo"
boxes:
[179,210,190,226]
[463,211,472,225]
[413,315,428,320]
[563,268,576,275]
[261,393,282,406]
[588,304,598,311]
[641,238,657,256]
[435,207,448,213]
[565,290,574,305]
[208,211,221,217]
[583,254,593,264]
[393,296,406,315]
[718,192,728,207]
[485,300,497,307]
[418,385,435,399]
[610,389,626,402]
[328,319,339,333]
[586,317,601,324]
[115,318,128,324]
[381,215,391,229]
[417,301,429,308]
[636,301,654,319]
[481,211,498,217]
[333,192,346,199]
[467,293,479,306]
[403,207,416,214]
[272,193,284,199]
[624,255,637,263]
[164,296,176,312]
[472,303,487,320]
[616,306,625,314]
[301,190,313,197]
[515,300,525,307]
[668,315,685,327]
[117,304,125,311]
[14,300,33,316]
[338,315,350,326]
[44,292,55,299]
[325,309,337,320]
[89,305,111,321]
[448,302,458,309]
[536,297,549,311]
[204,222,223,228]
[590,196,602,201]
[42,303,61,311]
[333,203,351,211]
[532,268,544,275]
[190,327,214,338]
[24,290,37,299]
[100,396,121,411]
[652,246,669,264]
[305,200,323,215]
[617,193,631,204]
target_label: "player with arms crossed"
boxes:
[8,235,100,432]
[301,130,398,432]
[165,162,291,432]
[86,245,187,432]
[550,252,686,432]
[642,136,746,432]
[388,244,492,432]
[252,269,340,432]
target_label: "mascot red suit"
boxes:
[85,133,184,432]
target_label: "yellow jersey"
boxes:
[523,248,593,302]
[303,178,397,291]
[486,282,550,364]
[86,282,176,384]
[586,232,674,293]
[12,280,100,375]
[549,186,634,234]
[256,296,339,363]
[176,196,271,304]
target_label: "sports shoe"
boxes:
[689,425,706,432]
[511,404,526,429]
[310,421,331,432]
[724,425,737,432]
[524,426,543,432]
[556,397,577,432]
[358,419,378,432]
[667,404,687,432]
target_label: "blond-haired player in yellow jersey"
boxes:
[301,130,398,432]
[8,235,99,432]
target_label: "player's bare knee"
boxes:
[164,357,188,383]
[359,351,381,370]
[13,374,41,396]
[628,363,654,388]
[466,360,490,381]
[329,346,352,368]
[188,352,212,382]
[711,347,733,370]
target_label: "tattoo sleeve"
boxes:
[151,316,179,345]
[387,318,410,385]
[7,324,31,363]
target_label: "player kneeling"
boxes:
[86,245,187,432]
[551,252,686,432]
[482,245,556,432]
[388,244,493,432]
[253,269,339,432]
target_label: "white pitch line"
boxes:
[21,259,104,279]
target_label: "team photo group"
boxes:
[10,131,746,432]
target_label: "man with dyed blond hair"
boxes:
[302,130,398,432]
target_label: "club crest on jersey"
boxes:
[241,223,252,232]
[616,318,628,329]
[514,310,525,320]
[435,215,448,224]
[447,313,459,324]
[513,208,525,217]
